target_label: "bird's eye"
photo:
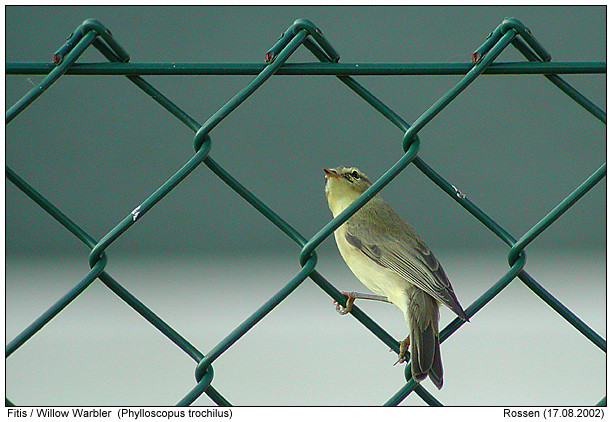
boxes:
[351,171,360,179]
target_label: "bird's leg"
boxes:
[334,292,390,315]
[394,336,410,366]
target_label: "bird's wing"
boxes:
[345,209,468,321]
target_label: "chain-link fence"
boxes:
[6,17,606,406]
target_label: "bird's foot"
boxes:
[393,336,410,366]
[334,291,390,315]
[334,292,356,315]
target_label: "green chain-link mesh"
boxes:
[6,17,606,406]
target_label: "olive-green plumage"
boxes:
[324,165,468,389]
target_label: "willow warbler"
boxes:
[324,165,468,389]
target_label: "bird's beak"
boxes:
[323,168,340,179]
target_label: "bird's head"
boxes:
[323,166,372,216]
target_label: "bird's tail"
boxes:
[409,302,443,389]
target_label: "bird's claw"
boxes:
[334,293,356,315]
[393,336,410,366]
[334,301,350,315]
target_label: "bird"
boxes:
[323,165,468,389]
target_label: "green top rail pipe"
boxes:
[6,61,605,76]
